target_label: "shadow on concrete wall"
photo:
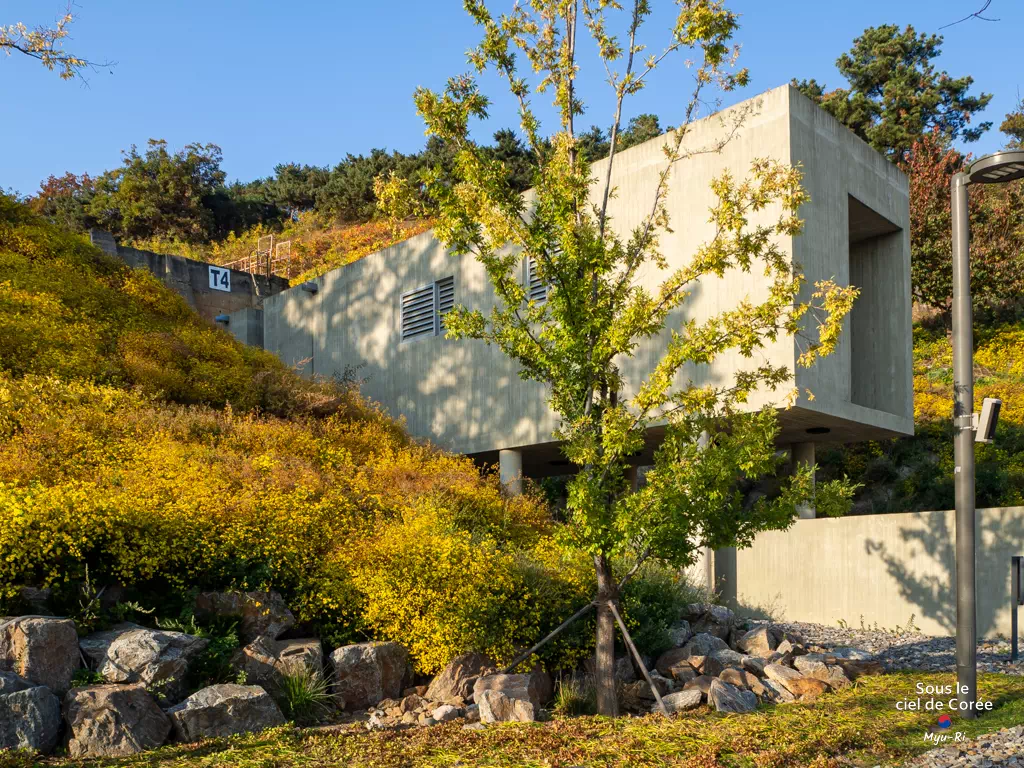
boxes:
[865,509,1024,637]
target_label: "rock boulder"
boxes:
[708,678,758,713]
[79,624,208,704]
[194,591,295,644]
[330,642,408,710]
[0,617,79,695]
[477,689,535,722]
[425,652,494,703]
[661,689,703,714]
[472,673,541,711]
[0,670,35,695]
[232,637,323,689]
[166,684,285,742]
[64,683,171,758]
[684,604,735,640]
[0,685,62,754]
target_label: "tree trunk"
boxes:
[593,553,619,716]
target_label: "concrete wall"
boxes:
[90,230,289,323]
[262,84,914,460]
[787,87,914,441]
[717,507,1024,639]
[224,308,264,348]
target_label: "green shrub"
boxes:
[278,666,337,724]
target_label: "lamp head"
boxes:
[967,151,1024,184]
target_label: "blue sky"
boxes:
[2,0,1020,195]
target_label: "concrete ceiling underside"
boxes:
[469,405,908,478]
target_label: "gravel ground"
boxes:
[770,622,1023,766]
[773,621,1024,676]
[903,725,1024,767]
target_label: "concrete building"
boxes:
[242,85,915,501]
[90,230,289,324]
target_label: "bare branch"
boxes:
[939,0,1000,29]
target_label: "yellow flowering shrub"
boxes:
[0,195,354,418]
[0,195,693,671]
[0,373,568,658]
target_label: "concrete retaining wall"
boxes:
[717,506,1024,639]
[89,230,289,323]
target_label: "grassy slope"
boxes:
[11,673,1022,768]
[130,214,434,284]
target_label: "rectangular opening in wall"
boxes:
[848,195,904,414]
[525,255,548,303]
[401,284,436,341]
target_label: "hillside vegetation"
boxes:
[0,195,692,674]
[817,319,1024,514]
[129,213,434,284]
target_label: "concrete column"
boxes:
[792,442,816,519]
[499,449,523,496]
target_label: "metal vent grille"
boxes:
[437,276,455,317]
[401,276,456,342]
[401,284,437,341]
[525,255,547,303]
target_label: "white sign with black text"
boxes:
[209,266,231,292]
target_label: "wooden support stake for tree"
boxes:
[503,601,597,674]
[607,599,670,717]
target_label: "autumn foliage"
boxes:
[902,131,1024,316]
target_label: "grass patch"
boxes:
[14,672,1022,767]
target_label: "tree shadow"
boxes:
[866,507,1024,638]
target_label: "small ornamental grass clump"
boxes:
[278,665,337,725]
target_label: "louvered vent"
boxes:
[401,284,436,341]
[437,276,455,317]
[525,255,547,303]
[401,276,456,342]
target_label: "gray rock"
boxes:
[684,604,735,640]
[232,637,323,689]
[792,655,828,678]
[760,677,796,703]
[682,675,715,699]
[736,626,782,655]
[0,616,79,696]
[166,684,285,742]
[740,655,766,676]
[425,652,494,703]
[194,591,295,644]
[660,689,703,714]
[431,703,464,722]
[64,683,171,758]
[680,632,729,658]
[711,648,745,669]
[763,662,804,694]
[0,685,61,754]
[472,673,541,711]
[829,646,874,661]
[79,623,208,704]
[477,689,535,723]
[654,647,692,677]
[719,667,763,689]
[614,655,636,682]
[667,620,692,648]
[330,642,408,710]
[708,679,758,713]
[0,670,35,695]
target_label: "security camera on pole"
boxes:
[950,150,1022,718]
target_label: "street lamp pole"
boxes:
[949,149,1024,718]
[950,170,977,718]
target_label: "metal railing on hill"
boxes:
[221,235,302,279]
